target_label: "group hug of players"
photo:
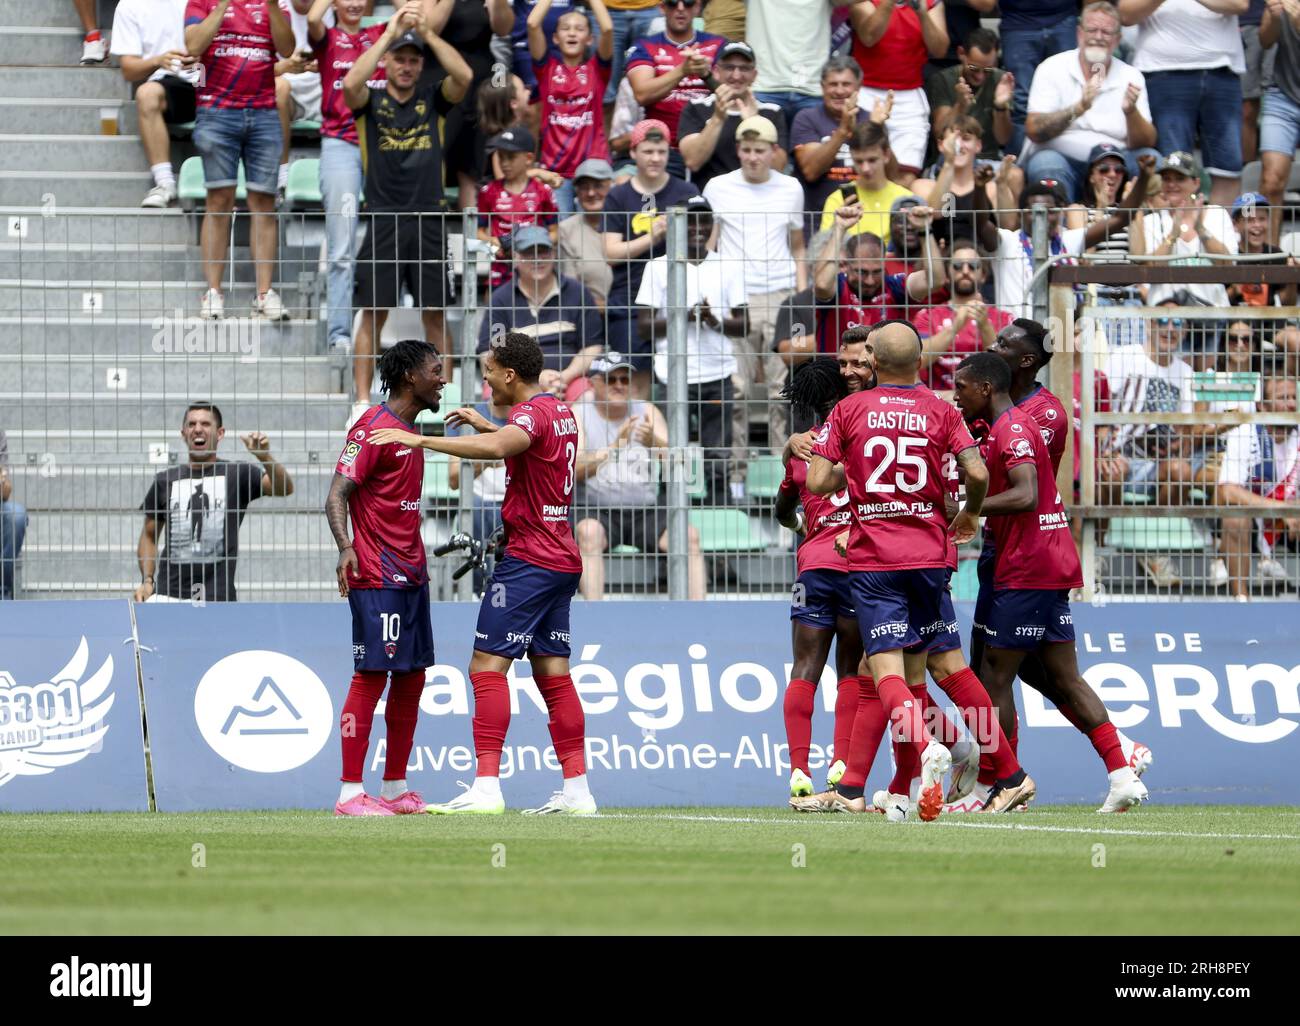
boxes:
[322,318,1150,818]
[777,319,1151,819]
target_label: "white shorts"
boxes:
[285,71,322,123]
[857,85,930,173]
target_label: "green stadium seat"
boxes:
[177,156,247,207]
[951,557,981,602]
[1194,371,1258,404]
[290,118,321,135]
[686,447,707,502]
[423,451,458,502]
[611,544,642,555]
[1105,517,1205,552]
[689,509,766,552]
[745,454,785,500]
[1121,490,1152,504]
[414,380,463,431]
[285,159,322,208]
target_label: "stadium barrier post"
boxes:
[1079,294,1098,602]
[456,207,481,601]
[1031,204,1049,327]
[666,205,690,602]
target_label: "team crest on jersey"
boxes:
[1012,438,1034,458]
[1010,422,1024,432]
[514,413,536,433]
[814,423,831,445]
[1040,428,1054,447]
[1045,407,1058,420]
[385,642,397,659]
[353,429,364,440]
[415,100,427,118]
[340,441,362,466]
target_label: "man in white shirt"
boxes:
[1120,0,1249,206]
[1021,1,1158,201]
[1217,373,1300,599]
[111,0,200,207]
[703,116,807,454]
[635,196,749,504]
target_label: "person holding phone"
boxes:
[817,121,918,241]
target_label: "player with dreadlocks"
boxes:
[775,329,879,801]
[325,339,446,816]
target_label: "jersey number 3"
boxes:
[864,436,928,494]
[563,441,576,496]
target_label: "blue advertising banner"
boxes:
[0,601,149,812]
[132,600,1300,811]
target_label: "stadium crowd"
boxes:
[6,0,1294,605]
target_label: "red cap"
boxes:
[629,119,671,150]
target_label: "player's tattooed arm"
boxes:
[806,454,845,496]
[326,473,359,597]
[949,445,989,543]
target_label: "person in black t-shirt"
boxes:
[135,402,294,604]
[342,5,473,424]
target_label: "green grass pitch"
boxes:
[2,806,1297,934]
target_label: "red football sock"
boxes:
[877,674,929,767]
[841,677,887,790]
[782,678,818,775]
[832,677,859,767]
[340,670,386,783]
[84,30,101,42]
[382,670,424,782]
[889,684,931,792]
[937,668,1020,779]
[921,691,963,748]
[534,673,587,778]
[470,670,510,777]
[1088,721,1126,772]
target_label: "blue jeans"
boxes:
[1144,68,1243,176]
[320,135,363,345]
[553,176,576,217]
[1260,86,1300,157]
[755,90,824,122]
[1023,145,1162,202]
[605,8,662,105]
[193,106,282,194]
[1001,22,1078,157]
[1,499,28,599]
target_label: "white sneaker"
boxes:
[872,789,910,823]
[80,36,108,65]
[917,740,951,821]
[425,781,505,815]
[943,780,990,815]
[1098,772,1148,814]
[199,288,224,320]
[1127,740,1153,779]
[347,401,373,431]
[789,768,814,798]
[1210,558,1230,588]
[1140,555,1181,589]
[825,759,846,788]
[945,739,980,803]
[522,791,598,815]
[1258,557,1289,582]
[141,184,177,209]
[253,288,290,321]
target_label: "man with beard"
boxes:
[915,242,1013,391]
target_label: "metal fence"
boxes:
[1,201,1297,603]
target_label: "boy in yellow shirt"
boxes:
[818,122,916,239]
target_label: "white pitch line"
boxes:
[589,812,1300,842]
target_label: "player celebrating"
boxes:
[775,354,864,800]
[953,352,1147,813]
[325,339,445,816]
[368,332,594,816]
[807,320,990,821]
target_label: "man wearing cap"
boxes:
[478,226,605,390]
[1228,192,1298,307]
[558,159,616,306]
[1130,151,1235,308]
[992,163,1150,319]
[342,6,473,424]
[572,352,708,600]
[1021,1,1157,202]
[703,115,806,453]
[477,125,559,289]
[626,0,728,177]
[677,41,788,190]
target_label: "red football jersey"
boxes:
[478,178,559,287]
[534,53,612,177]
[784,455,852,574]
[313,24,387,145]
[1015,383,1069,475]
[624,31,727,142]
[502,393,583,574]
[185,0,278,110]
[336,405,428,589]
[812,383,976,571]
[984,406,1082,590]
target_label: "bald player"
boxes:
[808,320,993,821]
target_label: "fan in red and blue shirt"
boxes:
[624,8,726,146]
[185,0,290,110]
[326,339,445,818]
[479,126,559,288]
[953,351,1149,814]
[366,331,595,817]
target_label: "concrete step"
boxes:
[4,392,352,432]
[23,511,342,548]
[0,66,127,100]
[0,170,155,208]
[15,579,341,602]
[0,26,103,67]
[1,0,86,28]
[0,98,139,136]
[0,428,351,458]
[0,316,328,356]
[10,463,338,509]
[0,135,151,174]
[0,244,199,282]
[0,354,342,395]
[0,208,193,246]
[0,279,315,317]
